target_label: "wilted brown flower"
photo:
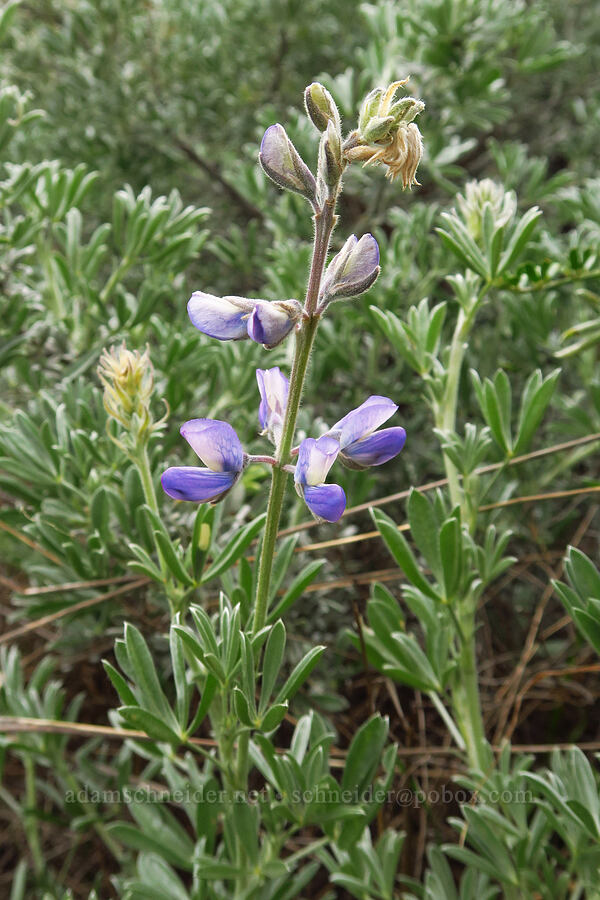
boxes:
[343,79,424,188]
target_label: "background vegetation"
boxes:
[1,0,600,896]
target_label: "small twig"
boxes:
[174,136,263,221]
[3,715,600,760]
[0,520,63,566]
[492,505,598,743]
[293,485,600,556]
[20,575,140,597]
[506,663,600,743]
[278,432,600,537]
[0,578,150,646]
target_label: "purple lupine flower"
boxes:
[259,124,317,202]
[187,292,255,341]
[328,395,406,469]
[256,367,289,446]
[188,291,301,348]
[319,234,380,306]
[247,300,302,349]
[162,419,245,504]
[294,436,346,523]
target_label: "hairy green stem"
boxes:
[450,625,493,771]
[134,442,180,615]
[135,443,159,514]
[439,308,467,513]
[437,287,493,772]
[252,201,336,635]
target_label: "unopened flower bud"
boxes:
[304,82,341,134]
[317,121,343,197]
[361,115,395,144]
[256,367,289,448]
[319,233,380,306]
[358,88,384,132]
[98,343,163,449]
[456,179,517,241]
[390,97,425,125]
[259,124,316,203]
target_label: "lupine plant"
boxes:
[91,80,421,892]
[2,1,600,897]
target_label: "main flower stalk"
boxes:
[252,202,336,635]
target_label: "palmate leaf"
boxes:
[125,853,190,900]
[266,559,326,623]
[436,213,488,278]
[370,507,439,600]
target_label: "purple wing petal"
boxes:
[256,368,269,430]
[161,467,236,502]
[341,426,406,468]
[256,367,289,432]
[180,419,244,473]
[302,484,346,522]
[295,435,340,486]
[350,233,380,274]
[247,301,299,349]
[330,395,398,449]
[188,292,253,341]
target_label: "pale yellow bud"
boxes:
[98,343,159,447]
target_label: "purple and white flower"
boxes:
[294,436,346,523]
[319,233,380,306]
[187,293,255,341]
[327,395,406,469]
[256,367,289,447]
[188,291,301,349]
[161,418,245,504]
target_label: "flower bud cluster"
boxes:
[98,343,164,450]
[455,179,517,241]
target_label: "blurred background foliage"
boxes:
[1,0,600,896]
